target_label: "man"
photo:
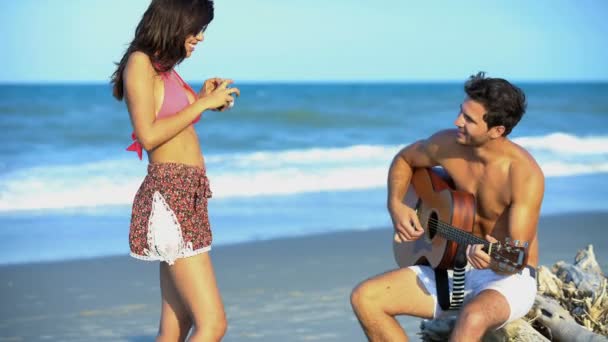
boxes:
[351,72,544,341]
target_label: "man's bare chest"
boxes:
[442,162,511,228]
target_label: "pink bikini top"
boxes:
[127,69,201,159]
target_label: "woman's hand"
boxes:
[200,80,240,111]
[198,77,227,99]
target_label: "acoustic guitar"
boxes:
[392,167,527,273]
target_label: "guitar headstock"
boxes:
[488,238,528,273]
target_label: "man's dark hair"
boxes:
[111,0,214,100]
[464,72,527,136]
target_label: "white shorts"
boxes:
[411,265,537,328]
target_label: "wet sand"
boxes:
[1,211,606,341]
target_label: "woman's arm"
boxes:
[123,52,235,151]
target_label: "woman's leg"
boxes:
[157,262,193,342]
[168,252,227,342]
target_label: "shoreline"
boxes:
[1,210,607,268]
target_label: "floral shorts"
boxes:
[129,162,213,265]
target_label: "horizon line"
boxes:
[2,79,608,86]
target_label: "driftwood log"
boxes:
[419,245,608,341]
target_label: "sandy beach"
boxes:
[1,211,607,341]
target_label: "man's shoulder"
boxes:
[425,129,460,150]
[506,140,544,183]
[404,129,458,166]
[429,129,458,142]
[426,129,465,159]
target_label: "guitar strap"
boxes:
[435,268,450,311]
[436,244,468,311]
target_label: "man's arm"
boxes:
[387,142,428,210]
[388,131,448,242]
[473,157,545,274]
[505,158,545,262]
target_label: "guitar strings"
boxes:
[424,216,488,246]
[421,217,524,269]
[427,219,486,245]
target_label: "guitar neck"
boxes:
[435,222,488,247]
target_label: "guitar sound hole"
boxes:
[428,211,439,239]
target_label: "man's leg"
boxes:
[351,267,435,342]
[450,289,510,342]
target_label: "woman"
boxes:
[111,0,239,341]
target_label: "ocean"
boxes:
[1,80,607,265]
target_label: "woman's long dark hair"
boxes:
[111,0,214,100]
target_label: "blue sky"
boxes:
[1,0,607,83]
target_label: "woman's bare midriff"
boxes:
[147,74,205,168]
[148,125,205,169]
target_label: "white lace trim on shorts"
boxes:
[130,191,210,265]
